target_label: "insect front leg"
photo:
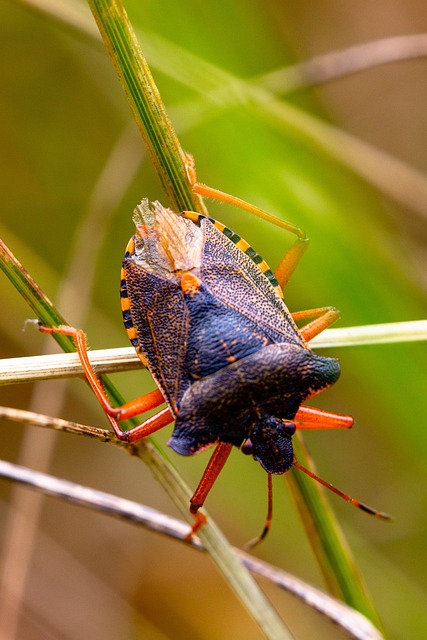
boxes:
[185,442,233,538]
[185,153,309,288]
[38,324,174,443]
[294,405,354,430]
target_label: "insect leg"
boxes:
[38,324,173,442]
[294,405,353,430]
[117,391,165,421]
[185,153,309,288]
[105,407,174,443]
[274,238,310,289]
[186,442,233,537]
[291,306,341,341]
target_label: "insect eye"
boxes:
[241,439,254,456]
[282,421,296,437]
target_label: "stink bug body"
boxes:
[41,158,390,535]
[123,200,339,476]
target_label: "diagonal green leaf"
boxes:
[89,0,205,215]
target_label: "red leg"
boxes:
[186,442,233,537]
[105,407,174,443]
[291,306,341,342]
[118,390,166,421]
[185,153,309,289]
[294,405,354,430]
[39,324,174,442]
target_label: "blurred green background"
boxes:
[1,1,426,638]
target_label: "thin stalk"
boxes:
[88,0,205,215]
[0,451,384,640]
[2,319,426,385]
[287,435,384,629]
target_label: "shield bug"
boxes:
[40,157,390,537]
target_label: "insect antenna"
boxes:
[245,474,273,549]
[293,460,392,520]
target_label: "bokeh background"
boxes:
[1,1,426,638]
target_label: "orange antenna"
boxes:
[245,474,274,549]
[293,460,392,520]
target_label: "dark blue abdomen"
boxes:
[184,285,272,380]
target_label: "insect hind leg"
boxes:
[185,153,309,289]
[291,306,341,342]
[38,324,173,442]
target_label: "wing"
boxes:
[121,200,205,413]
[122,260,190,414]
[200,219,304,346]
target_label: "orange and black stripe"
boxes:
[183,212,282,297]
[120,237,139,348]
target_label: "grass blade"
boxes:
[88,0,204,215]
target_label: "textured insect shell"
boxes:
[199,221,305,348]
[170,342,341,473]
[122,207,306,417]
